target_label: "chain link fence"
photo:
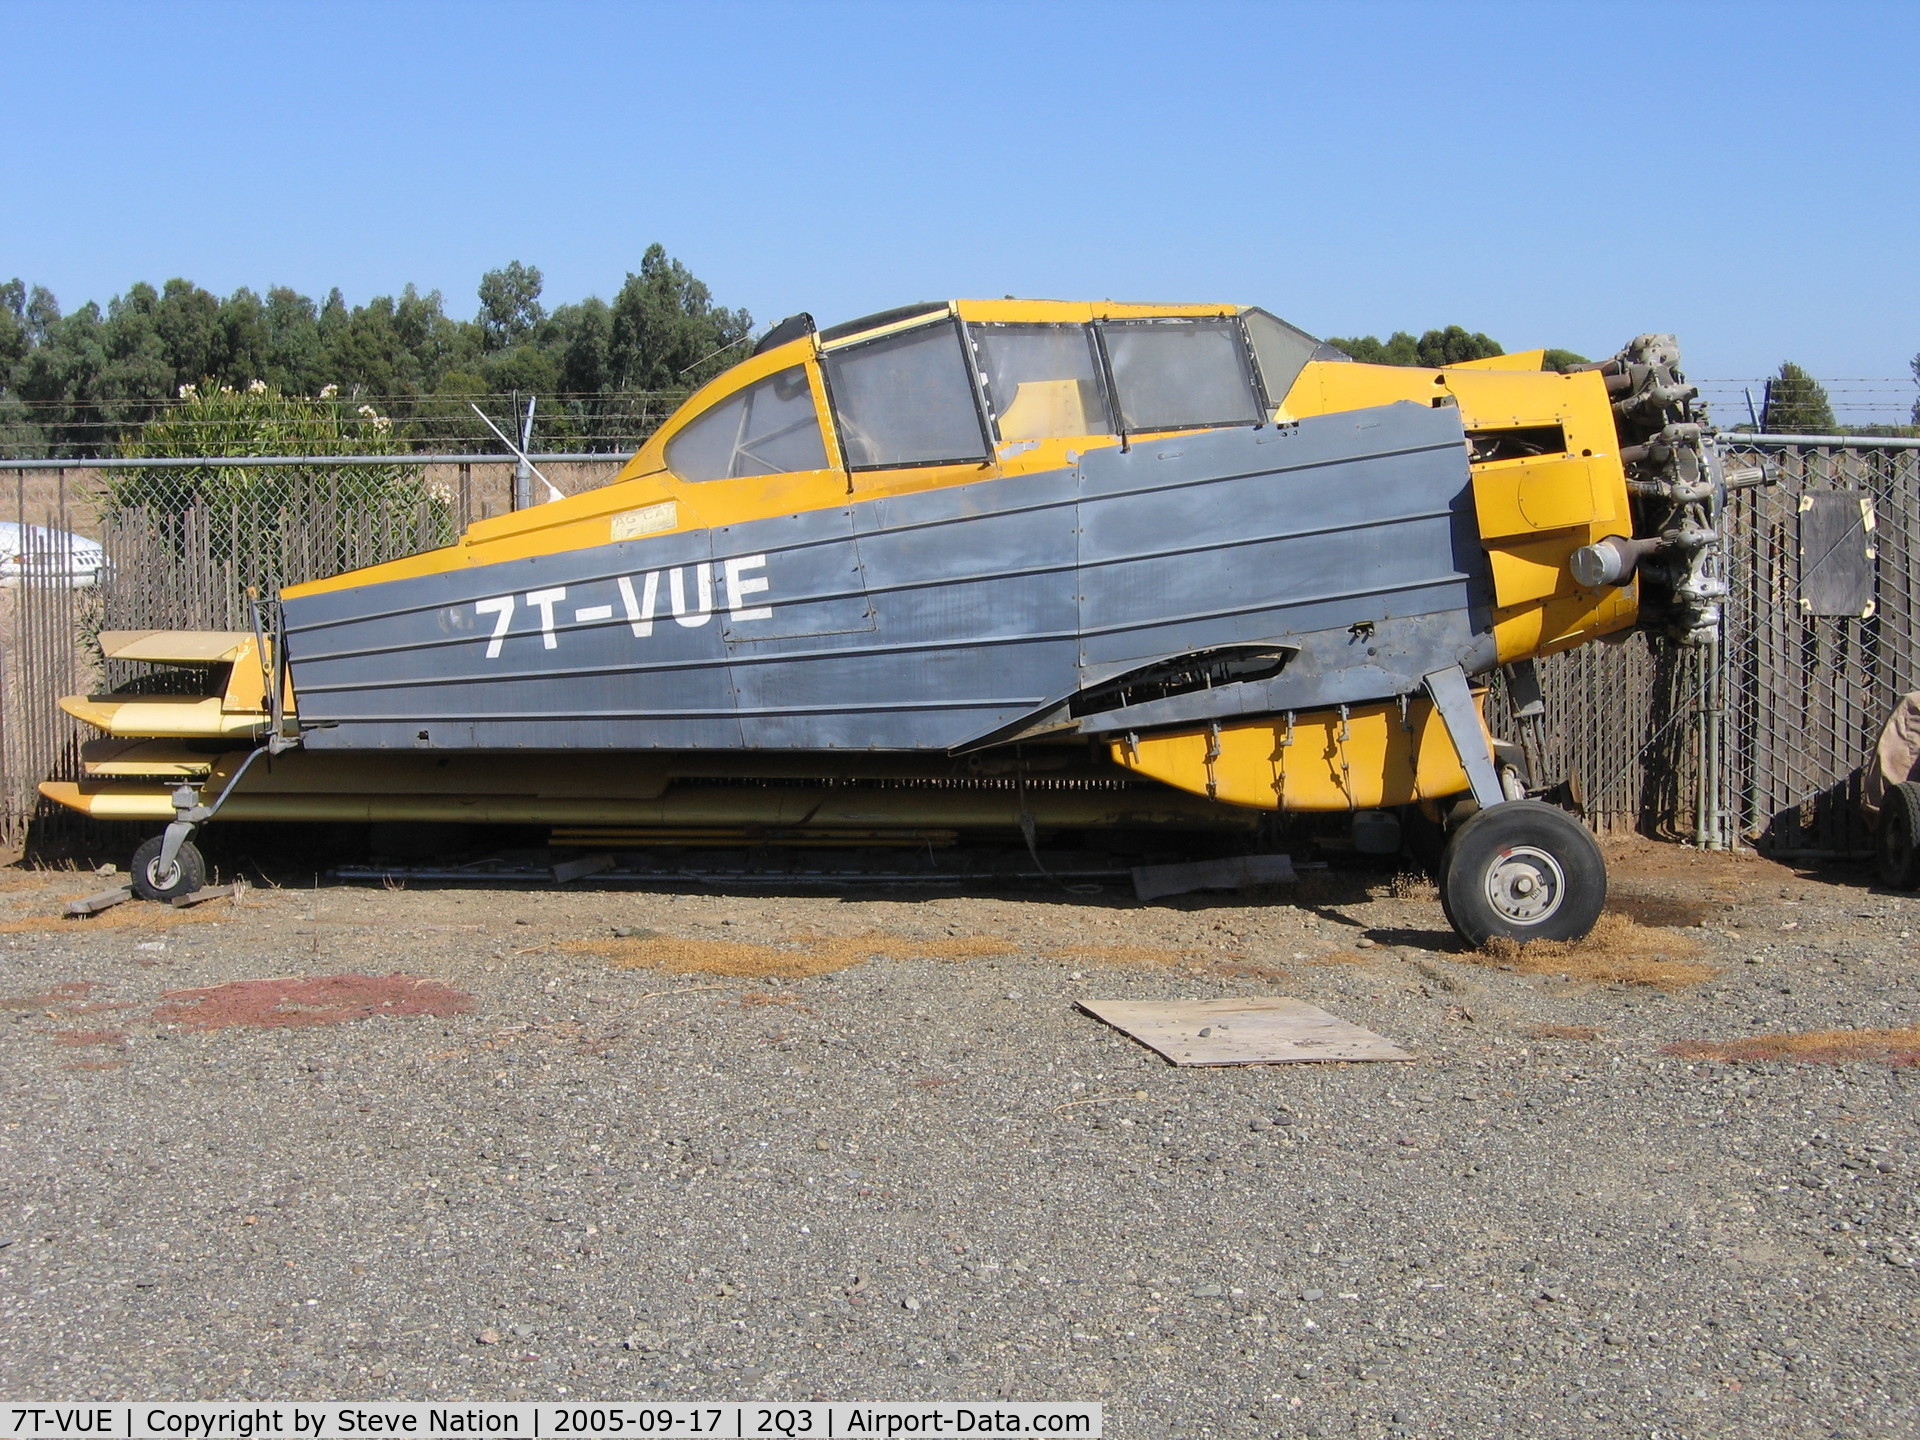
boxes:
[1515,436,1920,850]
[4,438,1917,854]
[0,456,628,844]
[1718,439,1920,856]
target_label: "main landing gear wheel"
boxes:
[130,834,207,903]
[1877,781,1920,889]
[1438,799,1606,947]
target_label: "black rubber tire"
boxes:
[1877,781,1920,889]
[1438,799,1606,947]
[129,835,207,903]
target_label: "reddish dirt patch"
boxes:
[49,1029,128,1048]
[1,980,97,1011]
[1662,1027,1920,1066]
[152,973,474,1031]
[1601,837,1790,886]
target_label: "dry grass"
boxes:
[0,868,69,893]
[1662,1027,1920,1066]
[1472,912,1714,990]
[0,899,231,934]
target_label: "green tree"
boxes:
[216,287,272,386]
[0,280,39,454]
[0,279,26,375]
[1326,326,1506,367]
[553,296,612,396]
[1909,351,1919,427]
[263,286,325,394]
[15,302,108,453]
[2,247,743,456]
[477,261,545,350]
[151,277,223,390]
[1762,362,1836,434]
[609,243,752,390]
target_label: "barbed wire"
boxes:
[4,380,1914,458]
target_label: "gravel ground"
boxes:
[2,839,1917,1439]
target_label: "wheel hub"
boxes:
[1485,845,1566,926]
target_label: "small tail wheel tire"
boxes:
[1877,781,1920,889]
[1438,799,1606,947]
[130,835,207,903]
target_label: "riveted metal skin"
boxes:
[280,401,1490,756]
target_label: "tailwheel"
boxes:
[130,834,207,903]
[1438,799,1606,947]
[1877,781,1920,889]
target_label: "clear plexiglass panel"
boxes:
[665,365,828,483]
[970,323,1114,441]
[1099,318,1262,433]
[823,320,988,468]
[1242,308,1323,408]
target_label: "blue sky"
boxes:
[5,0,1916,420]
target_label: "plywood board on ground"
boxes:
[1079,995,1414,1065]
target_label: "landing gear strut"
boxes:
[124,745,275,903]
[1421,664,1606,947]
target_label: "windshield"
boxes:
[665,365,828,483]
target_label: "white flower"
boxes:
[178,383,197,399]
[219,384,234,395]
[247,379,267,394]
[372,416,392,434]
[357,404,378,420]
[318,383,339,400]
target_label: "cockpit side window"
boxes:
[968,323,1114,442]
[1242,308,1325,409]
[1095,317,1263,434]
[821,319,990,470]
[665,364,829,483]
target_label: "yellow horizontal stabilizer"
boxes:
[39,780,177,821]
[98,629,254,664]
[1445,350,1546,372]
[80,737,220,778]
[59,693,268,739]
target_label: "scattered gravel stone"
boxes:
[1,842,1914,1436]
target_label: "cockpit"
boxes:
[657,301,1337,485]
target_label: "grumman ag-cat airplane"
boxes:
[47,299,1720,945]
